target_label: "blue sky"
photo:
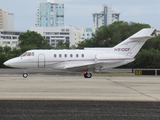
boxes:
[0,0,160,31]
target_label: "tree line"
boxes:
[0,21,160,68]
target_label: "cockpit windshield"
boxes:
[20,52,34,57]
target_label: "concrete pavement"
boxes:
[0,75,160,101]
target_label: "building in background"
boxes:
[112,13,120,23]
[0,9,14,31]
[0,30,24,49]
[0,9,19,49]
[30,26,95,47]
[30,26,77,47]
[156,30,160,35]
[36,0,64,27]
[93,4,120,28]
[75,28,95,45]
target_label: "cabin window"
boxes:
[76,54,79,58]
[59,54,62,58]
[64,54,67,58]
[82,54,84,57]
[32,52,34,56]
[54,54,56,58]
[70,54,73,58]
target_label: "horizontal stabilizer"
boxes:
[129,28,154,38]
[130,36,154,40]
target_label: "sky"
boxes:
[0,0,160,31]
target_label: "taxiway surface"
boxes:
[0,74,160,101]
[1,71,160,119]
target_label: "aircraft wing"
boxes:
[65,62,104,72]
[65,60,124,72]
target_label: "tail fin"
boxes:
[113,28,154,57]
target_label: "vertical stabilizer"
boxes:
[113,28,154,57]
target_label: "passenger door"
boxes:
[38,54,45,68]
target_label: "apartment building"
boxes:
[0,9,14,31]
[36,0,64,27]
[93,4,120,28]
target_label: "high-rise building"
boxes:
[112,13,120,23]
[0,9,2,29]
[36,0,64,27]
[93,5,120,28]
[0,9,14,31]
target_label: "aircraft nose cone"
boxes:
[3,61,11,67]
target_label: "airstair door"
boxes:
[38,54,45,68]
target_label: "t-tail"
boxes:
[113,28,154,57]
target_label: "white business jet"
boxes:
[4,28,154,78]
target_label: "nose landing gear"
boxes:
[84,72,92,78]
[23,69,28,78]
[23,73,28,78]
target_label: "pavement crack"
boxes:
[107,79,159,101]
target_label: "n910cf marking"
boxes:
[114,48,130,51]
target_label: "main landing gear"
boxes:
[23,69,28,78]
[84,72,92,78]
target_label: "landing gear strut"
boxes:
[84,72,92,78]
[23,69,28,78]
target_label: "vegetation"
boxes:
[0,21,160,68]
[18,30,52,52]
[55,40,70,49]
